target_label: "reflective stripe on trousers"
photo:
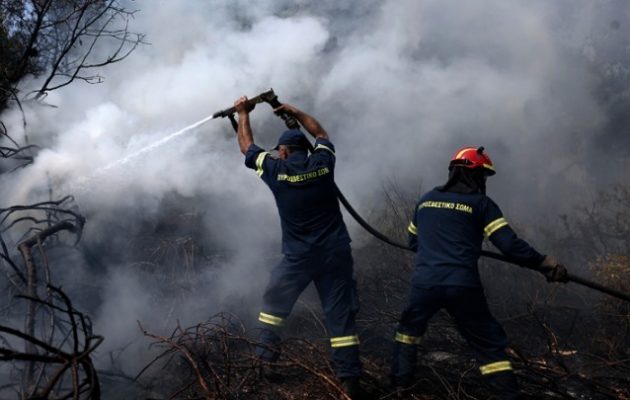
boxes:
[259,312,285,327]
[330,334,360,348]
[480,360,513,375]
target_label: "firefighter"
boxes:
[233,96,362,398]
[391,146,569,398]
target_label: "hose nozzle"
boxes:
[212,88,276,119]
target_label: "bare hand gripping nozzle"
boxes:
[212,88,300,130]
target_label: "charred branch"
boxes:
[137,313,357,400]
[0,286,103,399]
[0,122,35,170]
[1,0,145,109]
[0,192,95,398]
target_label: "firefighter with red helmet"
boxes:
[391,146,569,398]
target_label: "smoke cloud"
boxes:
[1,0,628,378]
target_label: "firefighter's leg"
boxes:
[391,286,442,388]
[445,287,520,399]
[256,255,312,362]
[314,247,362,379]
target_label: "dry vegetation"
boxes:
[113,184,630,399]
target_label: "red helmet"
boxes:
[449,146,495,175]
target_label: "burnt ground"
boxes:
[128,240,630,400]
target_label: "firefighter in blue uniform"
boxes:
[233,96,362,397]
[391,146,569,398]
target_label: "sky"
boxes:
[1,0,628,380]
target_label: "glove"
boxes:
[538,255,569,283]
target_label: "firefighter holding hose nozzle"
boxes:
[391,146,569,398]
[233,96,363,398]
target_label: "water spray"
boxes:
[66,113,215,194]
[97,87,291,172]
[67,89,287,193]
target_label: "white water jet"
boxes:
[65,114,216,194]
[99,114,215,173]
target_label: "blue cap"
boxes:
[274,129,308,150]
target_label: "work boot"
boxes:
[341,376,362,399]
[486,371,520,400]
[392,385,411,399]
[389,376,413,399]
[390,384,413,399]
[255,329,281,362]
[257,362,282,382]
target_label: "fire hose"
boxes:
[213,88,630,303]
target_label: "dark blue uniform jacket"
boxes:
[407,188,544,287]
[245,138,350,255]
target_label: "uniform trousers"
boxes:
[392,285,519,398]
[256,245,362,378]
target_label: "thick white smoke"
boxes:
[1,0,628,378]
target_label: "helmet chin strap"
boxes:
[439,167,486,194]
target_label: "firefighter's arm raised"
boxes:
[274,104,329,140]
[235,96,254,154]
